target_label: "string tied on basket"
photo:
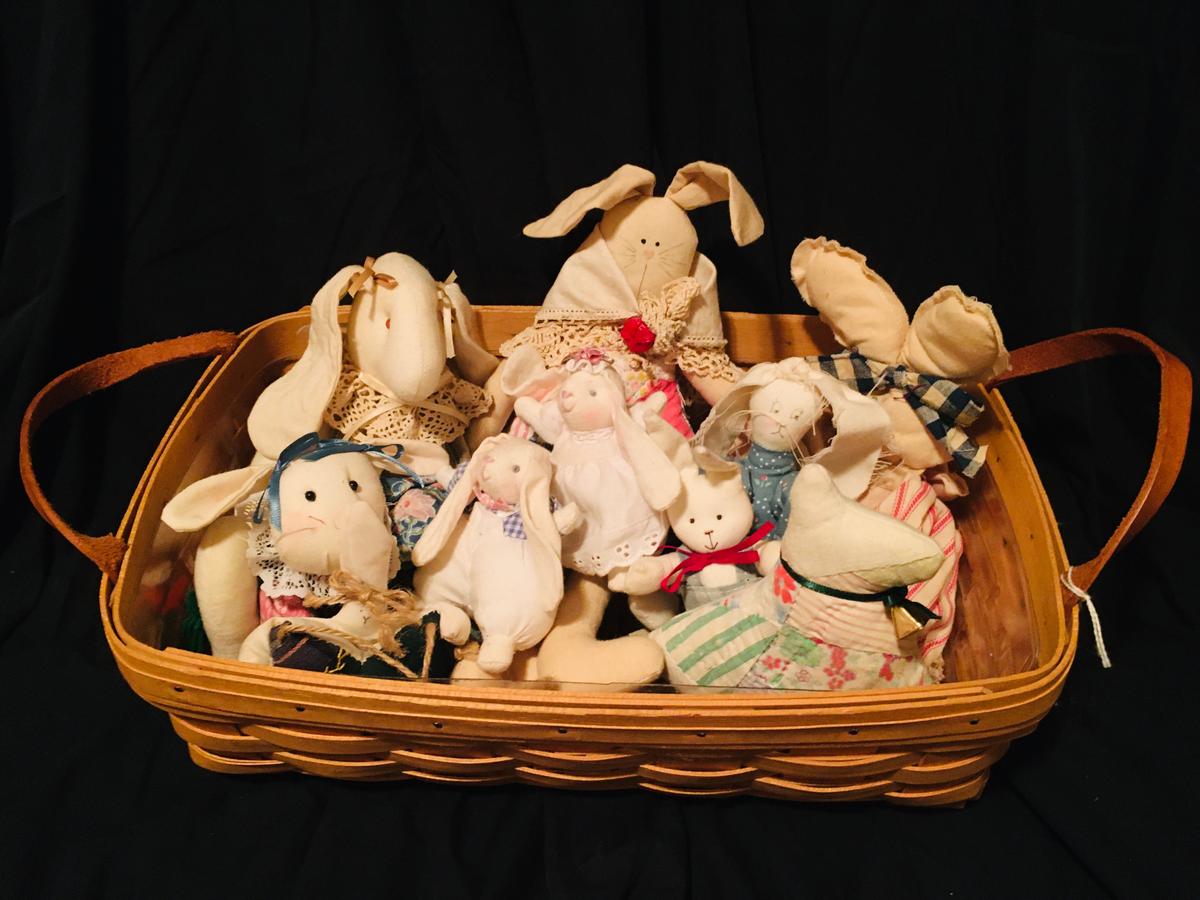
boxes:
[1061,567,1112,669]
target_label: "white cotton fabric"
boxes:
[552,427,666,575]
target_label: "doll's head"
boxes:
[472,435,541,508]
[669,466,755,553]
[272,452,390,575]
[524,162,764,299]
[556,351,630,433]
[746,379,826,452]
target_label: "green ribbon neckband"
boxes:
[780,559,941,626]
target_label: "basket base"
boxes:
[176,715,1000,807]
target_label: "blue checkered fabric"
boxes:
[812,350,987,477]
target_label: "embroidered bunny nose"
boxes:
[643,248,655,260]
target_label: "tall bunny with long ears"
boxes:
[469,161,765,447]
[412,435,579,675]
[255,253,499,475]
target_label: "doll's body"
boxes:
[413,435,580,674]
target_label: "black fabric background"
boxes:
[2,2,1197,897]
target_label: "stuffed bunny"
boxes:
[162,433,415,660]
[616,463,772,627]
[411,435,581,675]
[470,161,765,446]
[790,237,1009,483]
[653,465,946,691]
[511,348,681,579]
[694,358,893,534]
[252,253,499,476]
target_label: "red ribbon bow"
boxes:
[660,522,775,593]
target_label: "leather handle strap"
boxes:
[19,331,240,580]
[986,327,1192,605]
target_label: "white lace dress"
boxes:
[551,427,666,575]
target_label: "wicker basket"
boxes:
[20,308,1191,806]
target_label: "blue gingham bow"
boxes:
[813,350,986,477]
[254,432,415,530]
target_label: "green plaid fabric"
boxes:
[812,350,986,477]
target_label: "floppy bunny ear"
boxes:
[500,345,564,399]
[247,264,361,458]
[517,447,565,610]
[411,441,492,566]
[441,280,500,385]
[523,164,657,238]
[610,387,682,512]
[664,161,765,246]
[162,464,273,533]
[805,370,892,500]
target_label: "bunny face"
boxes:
[669,467,755,553]
[599,196,699,298]
[274,454,388,574]
[473,439,540,507]
[557,370,620,432]
[747,380,824,452]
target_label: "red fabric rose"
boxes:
[620,315,656,354]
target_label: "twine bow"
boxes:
[814,350,986,477]
[660,522,775,593]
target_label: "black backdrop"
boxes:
[2,2,1197,896]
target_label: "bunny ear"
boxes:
[442,280,500,385]
[610,389,681,512]
[500,344,563,398]
[806,371,892,501]
[523,164,657,238]
[790,238,908,364]
[902,286,1010,381]
[517,448,565,611]
[247,264,360,458]
[411,440,493,565]
[162,464,273,533]
[664,161,765,246]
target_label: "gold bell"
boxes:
[890,605,925,641]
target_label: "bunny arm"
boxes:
[680,369,740,407]
[613,552,683,596]
[513,396,565,443]
[553,501,582,535]
[193,516,260,659]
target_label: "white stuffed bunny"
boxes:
[162,433,412,660]
[511,349,681,580]
[616,463,774,628]
[412,434,580,675]
[695,359,893,534]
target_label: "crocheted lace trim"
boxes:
[324,362,491,445]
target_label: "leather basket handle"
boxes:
[986,327,1192,605]
[19,331,240,580]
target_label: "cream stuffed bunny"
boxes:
[412,434,580,675]
[615,463,772,629]
[511,349,681,579]
[791,237,1009,482]
[653,465,946,691]
[162,433,413,661]
[254,253,499,475]
[695,359,893,535]
[470,161,765,446]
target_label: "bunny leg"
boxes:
[537,572,664,690]
[193,516,259,659]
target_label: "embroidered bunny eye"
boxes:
[654,241,660,247]
[304,491,317,502]
[348,480,360,492]
[689,518,695,524]
[640,238,647,244]
[588,389,597,397]
[717,514,723,520]
[511,465,520,473]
